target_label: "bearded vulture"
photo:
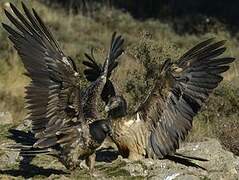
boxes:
[2,2,124,171]
[102,38,235,168]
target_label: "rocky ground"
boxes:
[0,137,238,180]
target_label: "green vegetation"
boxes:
[0,2,238,178]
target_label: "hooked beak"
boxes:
[105,105,110,112]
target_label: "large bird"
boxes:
[102,38,235,167]
[2,2,123,171]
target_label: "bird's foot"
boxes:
[79,160,89,170]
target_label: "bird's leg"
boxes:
[86,153,96,172]
[86,153,96,173]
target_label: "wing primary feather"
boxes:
[4,9,30,36]
[137,38,234,159]
[10,3,41,42]
[31,7,61,52]
[3,3,88,161]
[179,38,215,62]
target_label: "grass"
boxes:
[0,0,238,164]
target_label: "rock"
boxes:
[0,151,19,168]
[0,138,238,179]
[0,111,13,125]
[93,138,239,180]
[48,175,71,180]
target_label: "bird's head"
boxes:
[89,120,112,144]
[105,95,127,118]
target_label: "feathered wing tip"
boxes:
[106,32,124,72]
[177,38,228,68]
[178,38,215,62]
[82,32,124,106]
[83,48,101,82]
[83,32,124,82]
[3,2,62,52]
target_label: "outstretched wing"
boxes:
[83,32,124,104]
[82,32,124,119]
[135,39,235,158]
[3,3,84,149]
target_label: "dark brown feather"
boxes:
[135,38,235,158]
[83,32,124,106]
[3,2,85,150]
[3,3,114,170]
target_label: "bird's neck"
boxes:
[108,108,127,119]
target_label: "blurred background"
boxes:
[0,0,238,158]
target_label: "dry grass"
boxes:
[218,115,239,155]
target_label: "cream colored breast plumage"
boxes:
[111,113,149,160]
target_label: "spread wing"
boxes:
[83,32,124,104]
[135,39,235,158]
[3,3,85,149]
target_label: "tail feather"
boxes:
[166,154,207,170]
[175,153,208,162]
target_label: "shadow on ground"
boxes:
[96,147,119,162]
[0,164,68,178]
[0,147,119,178]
